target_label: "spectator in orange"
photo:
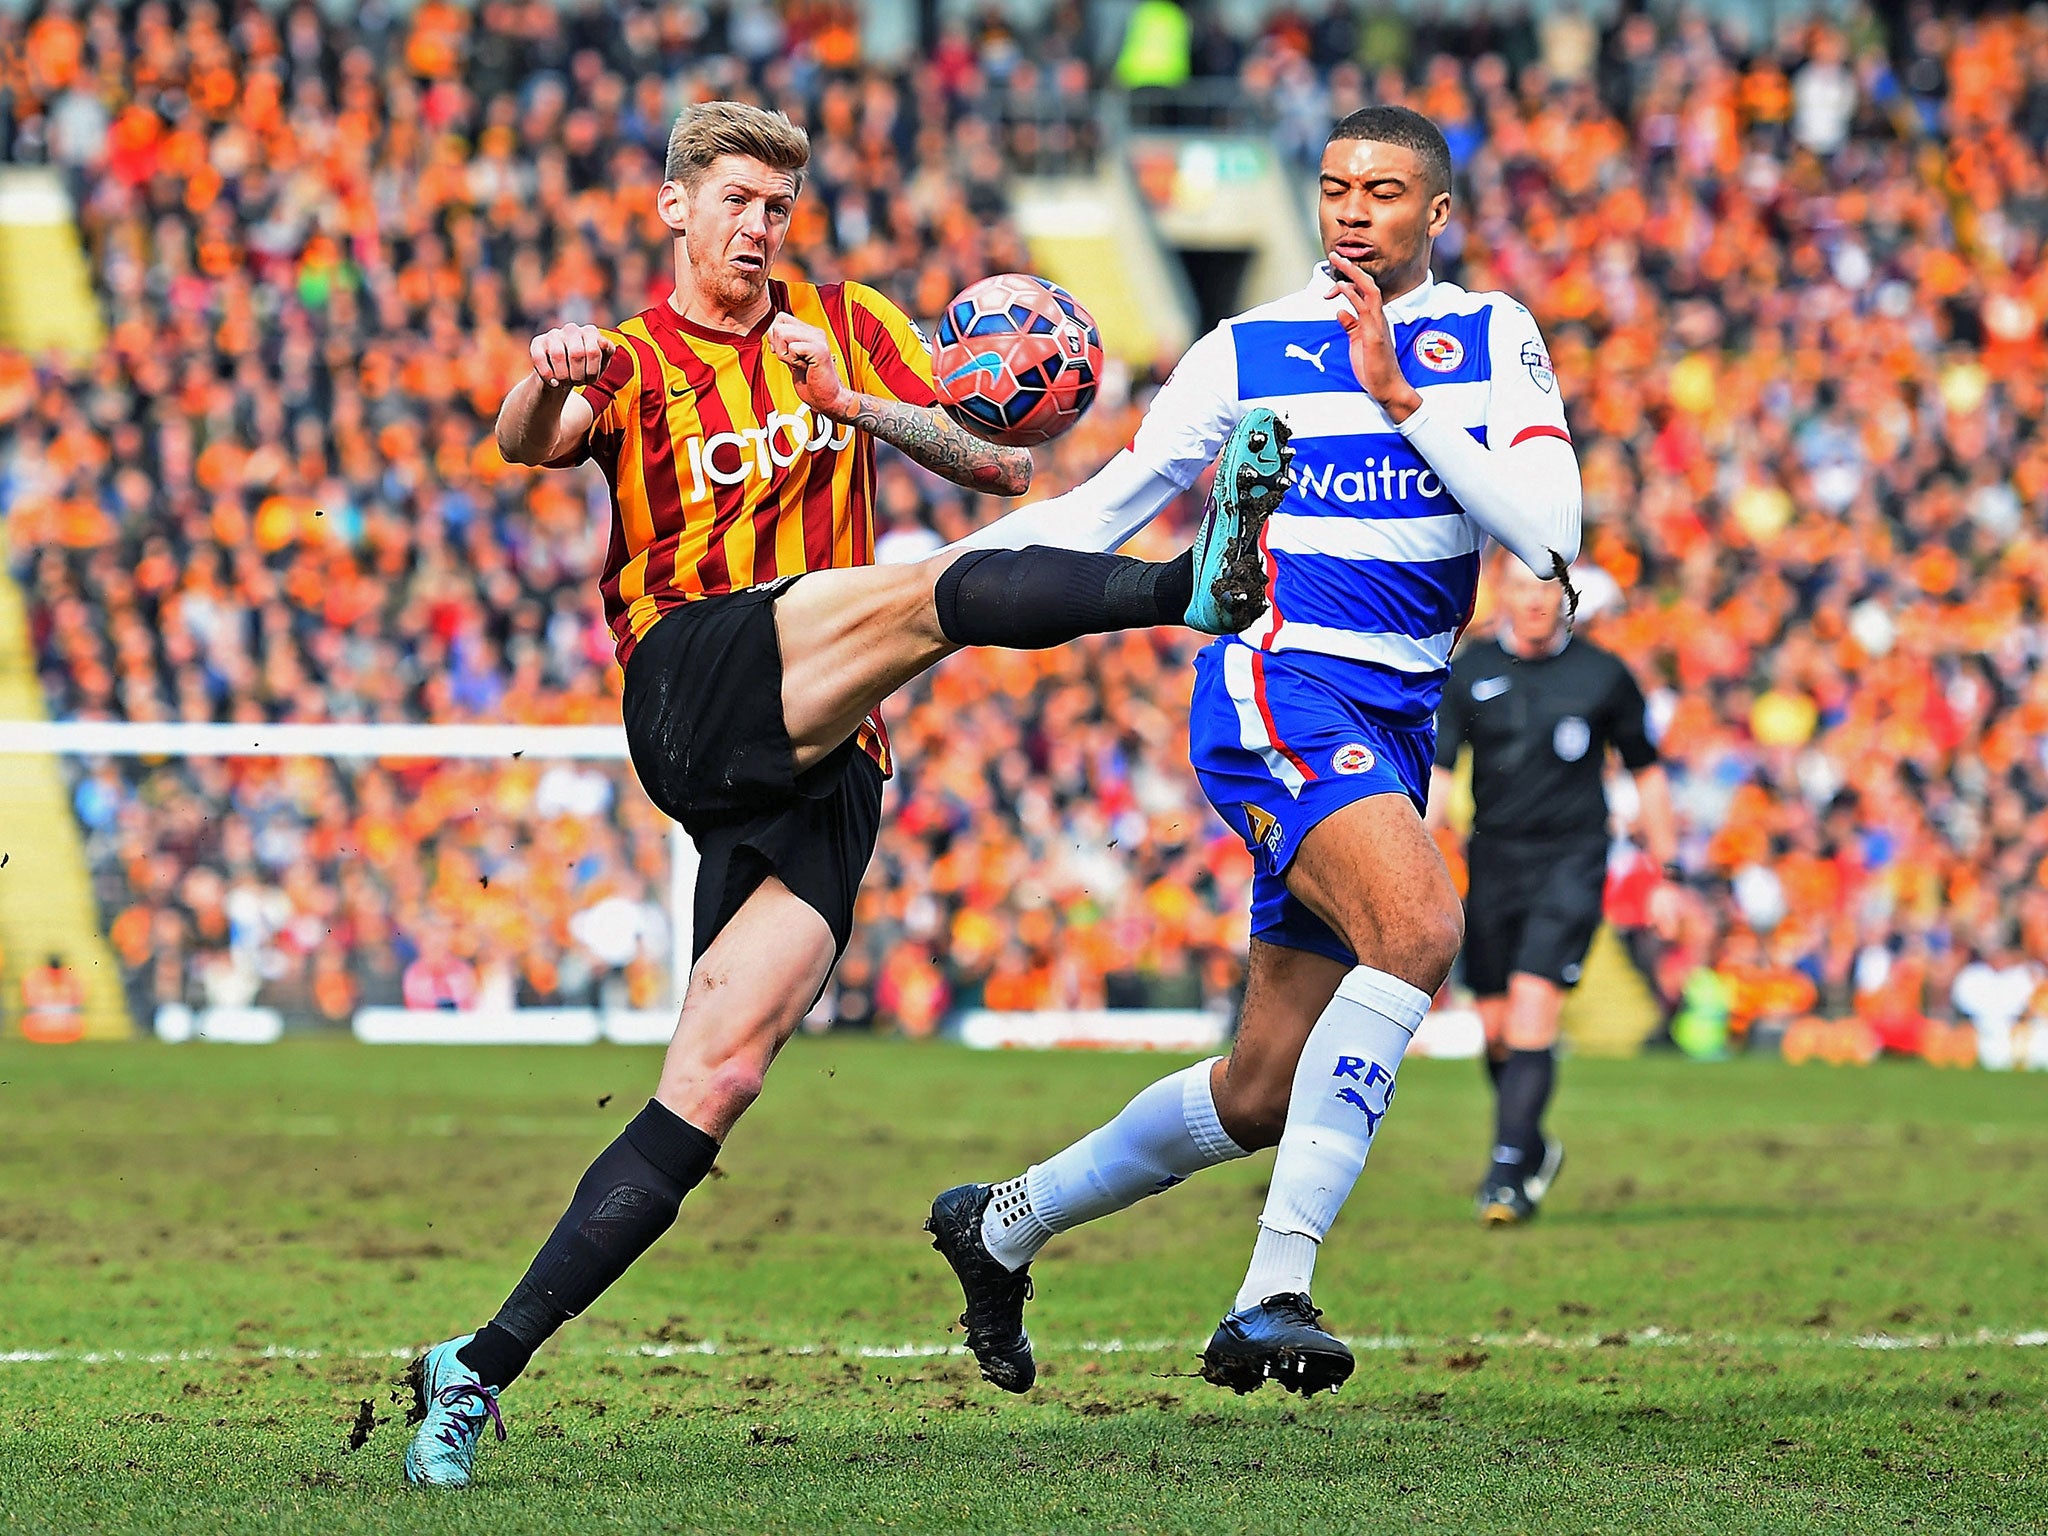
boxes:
[20,954,85,1043]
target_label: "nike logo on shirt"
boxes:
[1472,677,1512,701]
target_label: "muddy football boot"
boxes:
[926,1183,1036,1392]
[1184,408,1294,634]
[403,1335,505,1487]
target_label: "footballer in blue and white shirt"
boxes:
[959,147,1580,965]
[936,106,1584,1397]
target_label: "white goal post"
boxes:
[0,720,1485,1055]
[0,720,699,1011]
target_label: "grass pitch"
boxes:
[1,1039,2043,1534]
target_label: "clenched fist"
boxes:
[530,324,615,387]
[766,312,853,418]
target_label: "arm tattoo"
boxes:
[841,393,1032,496]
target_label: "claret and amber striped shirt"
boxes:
[566,277,937,771]
[569,277,937,654]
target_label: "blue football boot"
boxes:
[1184,408,1294,635]
[1201,1292,1355,1396]
[403,1335,505,1488]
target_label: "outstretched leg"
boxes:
[772,545,1196,772]
[775,408,1292,772]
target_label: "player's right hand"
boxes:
[530,325,615,387]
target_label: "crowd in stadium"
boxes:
[4,0,2048,1064]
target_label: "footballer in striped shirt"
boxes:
[403,100,1283,1488]
[563,271,944,776]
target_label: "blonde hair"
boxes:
[664,101,810,191]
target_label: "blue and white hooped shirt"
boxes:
[957,267,1582,724]
[1125,269,1575,718]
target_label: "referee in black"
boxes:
[1428,556,1678,1226]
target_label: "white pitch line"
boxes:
[0,1345,414,1366]
[3,1330,2045,1368]
[628,1342,724,1357]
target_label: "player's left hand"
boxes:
[1327,253,1424,424]
[768,313,854,419]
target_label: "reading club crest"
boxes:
[1332,743,1376,775]
[1414,330,1465,373]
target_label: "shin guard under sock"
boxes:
[934,548,1194,648]
[459,1100,718,1388]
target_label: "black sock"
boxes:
[934,547,1194,648]
[1488,1048,1555,1185]
[458,1100,719,1390]
[1484,1048,1505,1090]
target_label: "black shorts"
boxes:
[1461,833,1609,996]
[622,584,884,961]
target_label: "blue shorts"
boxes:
[1189,641,1436,965]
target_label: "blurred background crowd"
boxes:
[4,0,2047,1062]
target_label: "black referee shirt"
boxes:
[1435,635,1659,843]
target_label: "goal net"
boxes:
[3,721,695,1045]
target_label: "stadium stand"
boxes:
[4,2,2048,1060]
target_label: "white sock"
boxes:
[1235,966,1427,1311]
[981,1058,1247,1271]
